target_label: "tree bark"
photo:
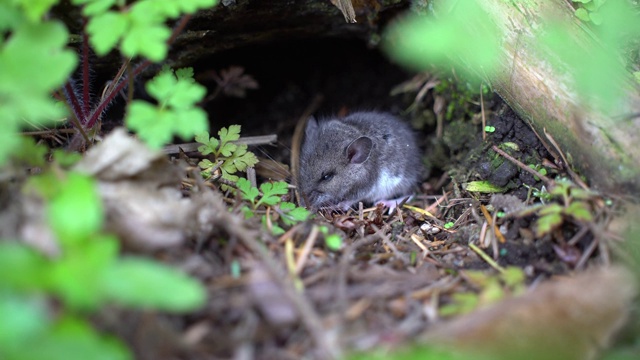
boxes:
[459,0,640,193]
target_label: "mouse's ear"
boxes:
[346,137,373,164]
[305,116,319,139]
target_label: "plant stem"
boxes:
[85,13,193,129]
[64,82,86,125]
[82,19,91,119]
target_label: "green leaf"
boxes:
[48,237,119,310]
[172,0,219,15]
[257,181,288,207]
[195,131,223,156]
[535,212,563,237]
[0,21,76,166]
[236,177,259,204]
[173,108,208,139]
[0,293,49,355]
[565,201,593,221]
[383,0,500,81]
[121,22,170,62]
[0,21,76,94]
[0,243,48,290]
[224,145,258,173]
[463,181,506,193]
[501,267,525,288]
[262,215,285,235]
[0,4,24,31]
[48,172,104,246]
[439,292,479,316]
[175,67,195,80]
[13,136,48,167]
[87,12,128,55]
[33,316,132,360]
[103,257,206,311]
[279,202,310,226]
[72,0,118,16]
[52,149,83,168]
[574,8,591,22]
[325,234,342,251]
[126,102,163,148]
[198,158,215,170]
[588,11,603,25]
[16,0,59,22]
[127,68,208,148]
[218,125,240,157]
[538,203,563,216]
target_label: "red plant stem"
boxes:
[168,14,192,45]
[85,60,150,129]
[64,82,85,126]
[82,19,91,119]
[85,14,193,129]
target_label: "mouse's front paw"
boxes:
[375,195,413,213]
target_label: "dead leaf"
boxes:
[74,128,196,250]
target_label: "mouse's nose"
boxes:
[301,190,321,207]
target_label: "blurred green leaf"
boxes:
[49,237,118,310]
[0,243,48,290]
[384,0,500,81]
[565,201,593,221]
[127,67,208,149]
[536,211,563,237]
[87,12,127,55]
[48,172,104,246]
[325,234,343,251]
[0,20,75,165]
[0,294,49,357]
[72,0,118,16]
[32,316,132,360]
[103,257,206,311]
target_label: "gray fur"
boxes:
[298,111,422,209]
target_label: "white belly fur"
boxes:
[365,170,402,202]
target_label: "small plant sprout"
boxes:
[528,164,548,181]
[236,178,310,235]
[196,125,259,183]
[531,179,595,237]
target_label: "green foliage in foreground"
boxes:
[0,171,206,360]
[127,67,208,149]
[74,0,218,61]
[0,17,76,165]
[384,0,640,111]
[2,1,220,359]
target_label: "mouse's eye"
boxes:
[320,171,335,182]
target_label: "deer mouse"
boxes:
[298,111,422,210]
